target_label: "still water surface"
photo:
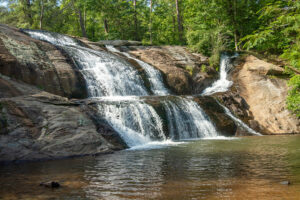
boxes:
[1,135,300,199]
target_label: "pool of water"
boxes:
[1,135,300,199]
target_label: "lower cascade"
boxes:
[163,98,218,140]
[23,30,256,148]
[95,96,219,147]
[96,98,166,147]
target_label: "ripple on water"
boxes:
[1,135,300,200]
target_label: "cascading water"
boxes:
[202,54,234,96]
[105,45,170,95]
[163,97,218,140]
[201,52,261,136]
[218,102,262,136]
[24,29,258,148]
[96,98,166,147]
[24,30,149,97]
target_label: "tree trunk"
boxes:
[71,0,87,38]
[133,0,139,40]
[84,4,87,30]
[39,0,44,30]
[227,0,239,51]
[104,18,109,34]
[21,0,33,26]
[149,0,152,44]
[78,9,87,38]
[233,0,238,51]
[172,15,176,35]
[175,0,184,43]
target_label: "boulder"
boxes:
[222,55,300,134]
[124,46,217,95]
[0,75,125,163]
[0,24,87,99]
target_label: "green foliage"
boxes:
[0,0,299,115]
[184,0,265,68]
[0,0,186,44]
[287,75,300,117]
[242,0,300,116]
[201,65,207,73]
[185,65,194,76]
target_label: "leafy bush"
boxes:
[287,75,300,117]
[241,0,300,116]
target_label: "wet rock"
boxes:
[193,96,237,136]
[40,181,60,188]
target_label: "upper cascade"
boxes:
[24,30,149,97]
[105,45,170,95]
[202,54,236,96]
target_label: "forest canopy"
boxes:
[0,0,299,116]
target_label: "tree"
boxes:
[242,0,300,116]
[175,0,184,44]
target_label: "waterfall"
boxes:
[218,102,262,136]
[24,29,258,148]
[163,97,218,140]
[105,45,170,95]
[202,54,234,96]
[96,98,166,147]
[200,52,261,136]
[24,30,149,97]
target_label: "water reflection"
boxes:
[1,135,300,200]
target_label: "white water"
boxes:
[97,100,166,147]
[23,30,79,46]
[24,30,149,97]
[199,51,261,136]
[202,54,234,96]
[219,103,262,136]
[128,140,185,150]
[163,97,218,140]
[106,45,170,95]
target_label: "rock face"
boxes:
[0,26,128,162]
[0,24,87,99]
[122,46,217,94]
[0,75,125,163]
[223,55,299,134]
